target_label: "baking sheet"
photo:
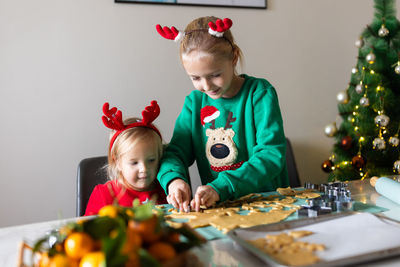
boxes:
[227,212,400,266]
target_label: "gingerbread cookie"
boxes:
[248,231,325,266]
[276,187,296,196]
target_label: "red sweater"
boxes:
[84,180,167,216]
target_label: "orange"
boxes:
[98,205,119,218]
[131,215,161,243]
[125,209,135,218]
[64,232,95,260]
[38,252,50,267]
[79,251,105,267]
[148,241,176,262]
[124,251,139,267]
[166,232,180,243]
[48,254,70,267]
[122,223,143,254]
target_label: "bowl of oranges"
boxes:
[18,201,205,267]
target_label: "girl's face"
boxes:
[182,51,240,99]
[117,139,160,191]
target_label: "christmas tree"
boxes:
[323,0,400,181]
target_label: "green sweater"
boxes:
[157,74,289,201]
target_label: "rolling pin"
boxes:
[370,176,400,205]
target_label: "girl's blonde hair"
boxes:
[180,16,243,68]
[106,117,163,183]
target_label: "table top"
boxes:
[1,179,400,267]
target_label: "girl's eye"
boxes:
[212,73,221,78]
[130,161,138,165]
[191,77,200,81]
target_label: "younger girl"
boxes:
[156,16,289,212]
[84,101,167,216]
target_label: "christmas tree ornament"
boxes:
[373,137,386,150]
[324,122,337,137]
[366,52,376,64]
[336,91,349,104]
[374,114,390,127]
[355,38,364,48]
[351,67,358,74]
[378,24,390,37]
[389,136,400,147]
[360,96,370,107]
[395,64,400,74]
[322,160,334,173]
[394,160,400,173]
[352,154,366,170]
[341,136,353,150]
[355,83,363,94]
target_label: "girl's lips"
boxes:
[208,89,220,95]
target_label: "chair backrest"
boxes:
[76,156,108,216]
[286,138,301,188]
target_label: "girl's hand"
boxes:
[190,185,220,212]
[167,179,192,212]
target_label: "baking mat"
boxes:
[161,191,388,241]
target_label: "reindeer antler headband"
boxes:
[156,18,233,42]
[102,101,162,151]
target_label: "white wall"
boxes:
[1,0,396,227]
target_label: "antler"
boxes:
[156,24,183,42]
[102,102,125,131]
[142,100,160,125]
[224,112,236,130]
[208,18,233,37]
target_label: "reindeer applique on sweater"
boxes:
[201,106,244,172]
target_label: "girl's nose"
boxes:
[202,78,212,91]
[138,162,147,173]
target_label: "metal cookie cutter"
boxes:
[298,182,354,217]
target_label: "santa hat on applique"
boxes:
[201,106,220,126]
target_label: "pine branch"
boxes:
[374,0,396,20]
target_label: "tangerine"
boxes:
[124,251,139,267]
[98,205,119,218]
[48,254,71,267]
[122,223,143,253]
[38,252,50,267]
[148,241,176,262]
[64,232,95,260]
[166,232,180,243]
[79,251,105,267]
[131,215,161,243]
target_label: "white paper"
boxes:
[238,213,400,262]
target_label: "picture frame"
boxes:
[115,0,267,9]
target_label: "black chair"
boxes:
[76,156,108,216]
[286,138,301,188]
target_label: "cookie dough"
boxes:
[165,194,300,233]
[248,231,325,266]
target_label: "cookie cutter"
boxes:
[298,182,354,217]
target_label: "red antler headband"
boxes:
[208,18,233,37]
[102,101,162,151]
[156,18,233,41]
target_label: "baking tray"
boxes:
[227,212,400,266]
